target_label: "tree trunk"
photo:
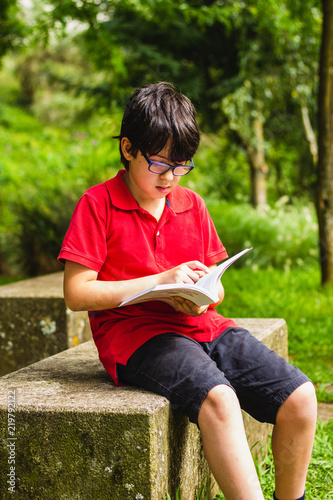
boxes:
[250,166,267,208]
[301,105,318,167]
[316,0,333,285]
[230,114,268,209]
[247,119,268,209]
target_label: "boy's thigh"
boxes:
[117,332,232,425]
[209,327,310,425]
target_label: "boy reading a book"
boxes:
[59,82,316,500]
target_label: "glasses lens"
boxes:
[149,162,170,174]
[150,163,192,176]
[148,159,193,176]
[173,166,192,176]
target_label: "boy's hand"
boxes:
[158,260,210,285]
[169,296,209,317]
[158,261,211,316]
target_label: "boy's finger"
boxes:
[187,261,211,274]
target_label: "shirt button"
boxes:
[156,230,160,236]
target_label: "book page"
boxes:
[119,248,252,308]
[120,283,217,307]
[196,247,252,291]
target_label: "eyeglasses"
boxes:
[142,152,194,176]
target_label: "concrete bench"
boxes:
[0,273,91,376]
[0,318,287,500]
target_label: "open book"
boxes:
[119,247,252,308]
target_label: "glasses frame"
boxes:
[141,152,194,176]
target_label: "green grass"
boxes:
[250,420,333,500]
[0,277,23,285]
[253,419,333,500]
[238,419,333,500]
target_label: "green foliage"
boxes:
[182,132,251,202]
[0,50,320,276]
[165,476,223,500]
[27,0,321,126]
[207,198,318,271]
[0,98,120,275]
[0,72,321,277]
[9,0,322,205]
[165,484,181,500]
[193,476,219,500]
[0,0,26,61]
[33,1,321,161]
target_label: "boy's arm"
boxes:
[63,260,211,312]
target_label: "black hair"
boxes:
[114,82,200,169]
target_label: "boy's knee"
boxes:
[199,384,240,423]
[277,382,317,427]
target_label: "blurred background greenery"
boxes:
[0,0,332,402]
[0,0,321,276]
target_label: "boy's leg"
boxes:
[198,384,264,499]
[117,330,316,499]
[208,327,316,500]
[271,382,317,500]
[117,332,265,499]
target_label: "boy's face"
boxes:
[121,138,182,204]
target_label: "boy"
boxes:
[59,82,317,500]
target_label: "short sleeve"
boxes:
[58,193,108,272]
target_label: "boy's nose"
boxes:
[160,168,175,181]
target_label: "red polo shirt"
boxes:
[59,170,237,383]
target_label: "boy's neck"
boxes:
[139,197,166,222]
[122,170,168,221]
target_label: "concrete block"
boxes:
[0,318,288,499]
[0,273,91,376]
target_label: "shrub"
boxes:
[0,102,119,275]
[207,197,318,271]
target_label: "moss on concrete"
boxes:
[0,297,68,376]
[1,409,156,499]
[0,273,91,376]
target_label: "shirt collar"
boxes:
[106,169,193,213]
[106,170,139,210]
[167,185,193,213]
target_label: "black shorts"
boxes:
[117,328,310,427]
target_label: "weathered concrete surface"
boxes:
[0,318,288,499]
[0,272,91,376]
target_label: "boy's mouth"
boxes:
[156,186,170,193]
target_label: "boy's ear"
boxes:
[121,137,133,161]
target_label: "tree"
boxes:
[220,0,321,207]
[317,0,333,285]
[222,83,269,207]
[28,0,321,206]
[0,0,25,63]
